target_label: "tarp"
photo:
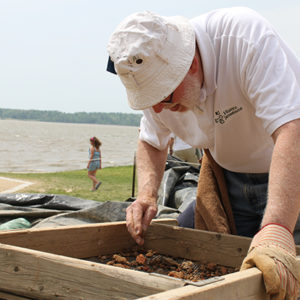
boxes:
[0,155,200,229]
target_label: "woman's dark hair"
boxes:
[90,136,102,148]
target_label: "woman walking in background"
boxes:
[87,136,102,191]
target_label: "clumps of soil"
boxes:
[97,246,238,282]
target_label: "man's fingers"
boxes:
[126,206,137,237]
[126,202,144,245]
[131,202,143,235]
[126,200,158,245]
[142,205,158,232]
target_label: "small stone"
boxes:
[168,271,184,279]
[149,256,162,265]
[113,254,128,264]
[161,256,178,267]
[146,250,156,257]
[181,261,194,270]
[220,266,228,275]
[206,263,217,271]
[136,254,146,265]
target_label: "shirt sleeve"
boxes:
[139,108,172,150]
[243,34,300,135]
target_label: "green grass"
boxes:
[0,166,137,203]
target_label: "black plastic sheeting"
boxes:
[0,194,130,229]
[158,156,199,209]
[0,155,200,229]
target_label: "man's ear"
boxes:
[189,56,199,74]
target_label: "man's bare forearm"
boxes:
[136,139,168,203]
[262,119,300,232]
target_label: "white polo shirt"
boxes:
[139,7,300,173]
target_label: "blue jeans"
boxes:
[223,170,268,238]
[224,169,300,243]
[178,169,300,243]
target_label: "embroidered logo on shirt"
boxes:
[214,106,243,124]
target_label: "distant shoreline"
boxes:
[0,108,142,127]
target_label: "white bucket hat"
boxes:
[107,11,195,110]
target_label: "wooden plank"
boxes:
[0,221,253,269]
[146,224,300,266]
[0,219,177,259]
[0,220,297,267]
[0,221,297,299]
[152,219,178,226]
[141,256,300,300]
[139,268,268,300]
[0,243,185,300]
[0,291,33,300]
[145,223,251,268]
[0,221,135,258]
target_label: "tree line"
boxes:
[0,108,142,127]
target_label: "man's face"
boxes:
[152,73,202,113]
[152,54,204,114]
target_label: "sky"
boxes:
[1,0,300,114]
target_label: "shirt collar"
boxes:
[190,17,217,97]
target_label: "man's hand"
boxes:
[126,198,158,245]
[241,224,300,299]
[127,139,167,245]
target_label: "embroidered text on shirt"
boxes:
[214,106,243,124]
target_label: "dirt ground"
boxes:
[0,177,32,193]
[95,246,238,281]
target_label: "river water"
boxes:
[0,119,139,173]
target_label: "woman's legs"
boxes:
[88,170,98,190]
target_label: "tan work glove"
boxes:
[240,223,300,300]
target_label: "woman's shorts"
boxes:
[88,161,100,171]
